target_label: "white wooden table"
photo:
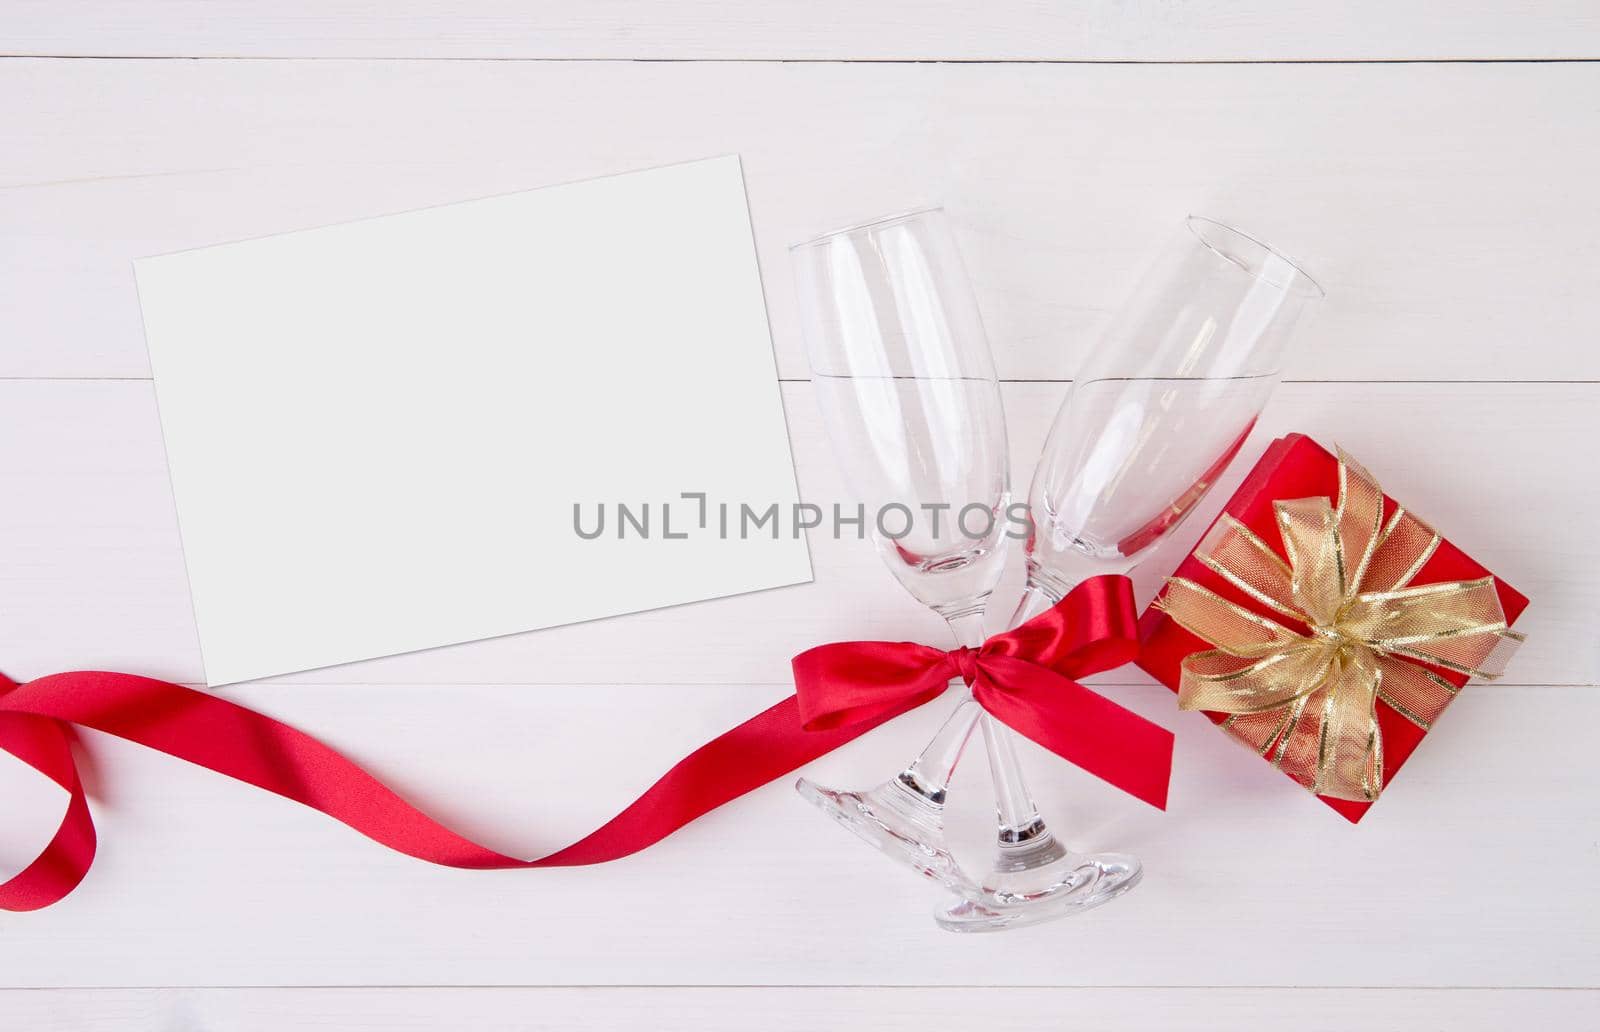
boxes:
[2,4,1598,1028]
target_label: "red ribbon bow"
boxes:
[0,576,1169,913]
[795,574,1174,808]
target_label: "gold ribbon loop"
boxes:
[1155,447,1522,802]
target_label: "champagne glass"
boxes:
[789,207,1043,896]
[938,216,1324,931]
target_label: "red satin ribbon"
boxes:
[0,576,1169,913]
[795,574,1174,809]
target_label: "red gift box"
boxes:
[1136,433,1529,822]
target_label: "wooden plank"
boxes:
[2,44,1594,1002]
[0,379,1590,687]
[3,60,1599,381]
[2,1,1598,60]
[3,987,1597,1030]
[0,680,1594,988]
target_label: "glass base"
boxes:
[934,847,1143,933]
[795,775,972,895]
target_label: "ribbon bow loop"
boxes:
[1155,447,1525,802]
[792,575,1173,810]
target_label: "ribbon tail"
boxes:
[0,706,97,912]
[1311,651,1385,802]
[537,692,921,865]
[0,670,910,911]
[973,656,1174,809]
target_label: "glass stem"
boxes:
[929,604,1055,843]
[895,607,988,802]
[896,694,978,803]
[895,583,1075,846]
[980,715,1045,843]
[985,578,1076,843]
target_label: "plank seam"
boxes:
[2,377,1599,386]
[1,983,1595,991]
[2,55,1600,65]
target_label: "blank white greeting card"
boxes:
[135,156,810,685]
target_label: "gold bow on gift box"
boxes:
[1155,448,1524,802]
